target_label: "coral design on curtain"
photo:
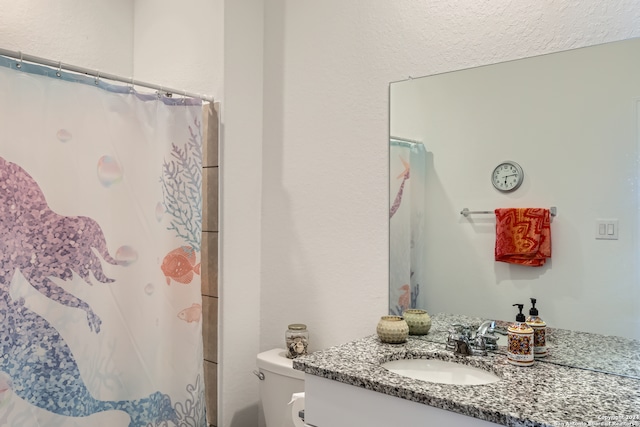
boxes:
[0,59,206,426]
[389,139,427,316]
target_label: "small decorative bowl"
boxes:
[376,315,409,344]
[402,309,432,335]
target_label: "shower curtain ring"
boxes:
[16,51,22,69]
[94,70,100,85]
[56,61,62,77]
[129,76,134,92]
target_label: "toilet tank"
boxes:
[257,348,305,427]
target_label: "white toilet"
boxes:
[256,348,306,427]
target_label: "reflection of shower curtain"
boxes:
[389,139,426,316]
[0,59,205,426]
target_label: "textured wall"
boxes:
[0,0,134,76]
[133,0,223,98]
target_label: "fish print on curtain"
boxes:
[389,139,427,315]
[0,59,206,426]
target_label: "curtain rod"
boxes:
[0,47,214,103]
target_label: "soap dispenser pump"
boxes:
[507,303,534,367]
[526,298,547,358]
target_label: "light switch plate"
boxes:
[595,219,619,240]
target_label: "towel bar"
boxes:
[460,207,557,217]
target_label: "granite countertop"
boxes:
[293,317,640,426]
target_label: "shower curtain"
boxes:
[0,58,206,426]
[389,139,427,315]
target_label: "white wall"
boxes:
[260,0,392,354]
[133,0,224,98]
[0,0,134,76]
[220,2,263,427]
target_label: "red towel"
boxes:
[495,208,551,267]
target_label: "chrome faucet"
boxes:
[477,320,494,336]
[446,324,475,356]
[446,321,498,356]
[445,324,467,354]
[476,320,500,351]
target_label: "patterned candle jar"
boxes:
[402,309,432,335]
[376,316,409,344]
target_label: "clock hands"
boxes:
[502,173,517,184]
[498,173,518,186]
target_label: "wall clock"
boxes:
[491,161,524,192]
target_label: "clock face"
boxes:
[492,161,524,192]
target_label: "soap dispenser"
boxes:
[526,298,547,358]
[507,304,534,367]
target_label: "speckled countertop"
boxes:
[293,314,640,427]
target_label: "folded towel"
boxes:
[495,208,551,267]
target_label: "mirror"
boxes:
[389,38,640,375]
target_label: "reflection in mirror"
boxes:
[389,38,640,374]
[421,312,640,379]
[389,138,427,315]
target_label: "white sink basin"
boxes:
[382,359,500,385]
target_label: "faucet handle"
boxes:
[451,323,472,338]
[471,334,488,356]
[474,334,487,350]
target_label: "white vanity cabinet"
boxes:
[304,374,500,427]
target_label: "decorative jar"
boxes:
[285,324,309,359]
[402,309,432,335]
[376,316,409,344]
